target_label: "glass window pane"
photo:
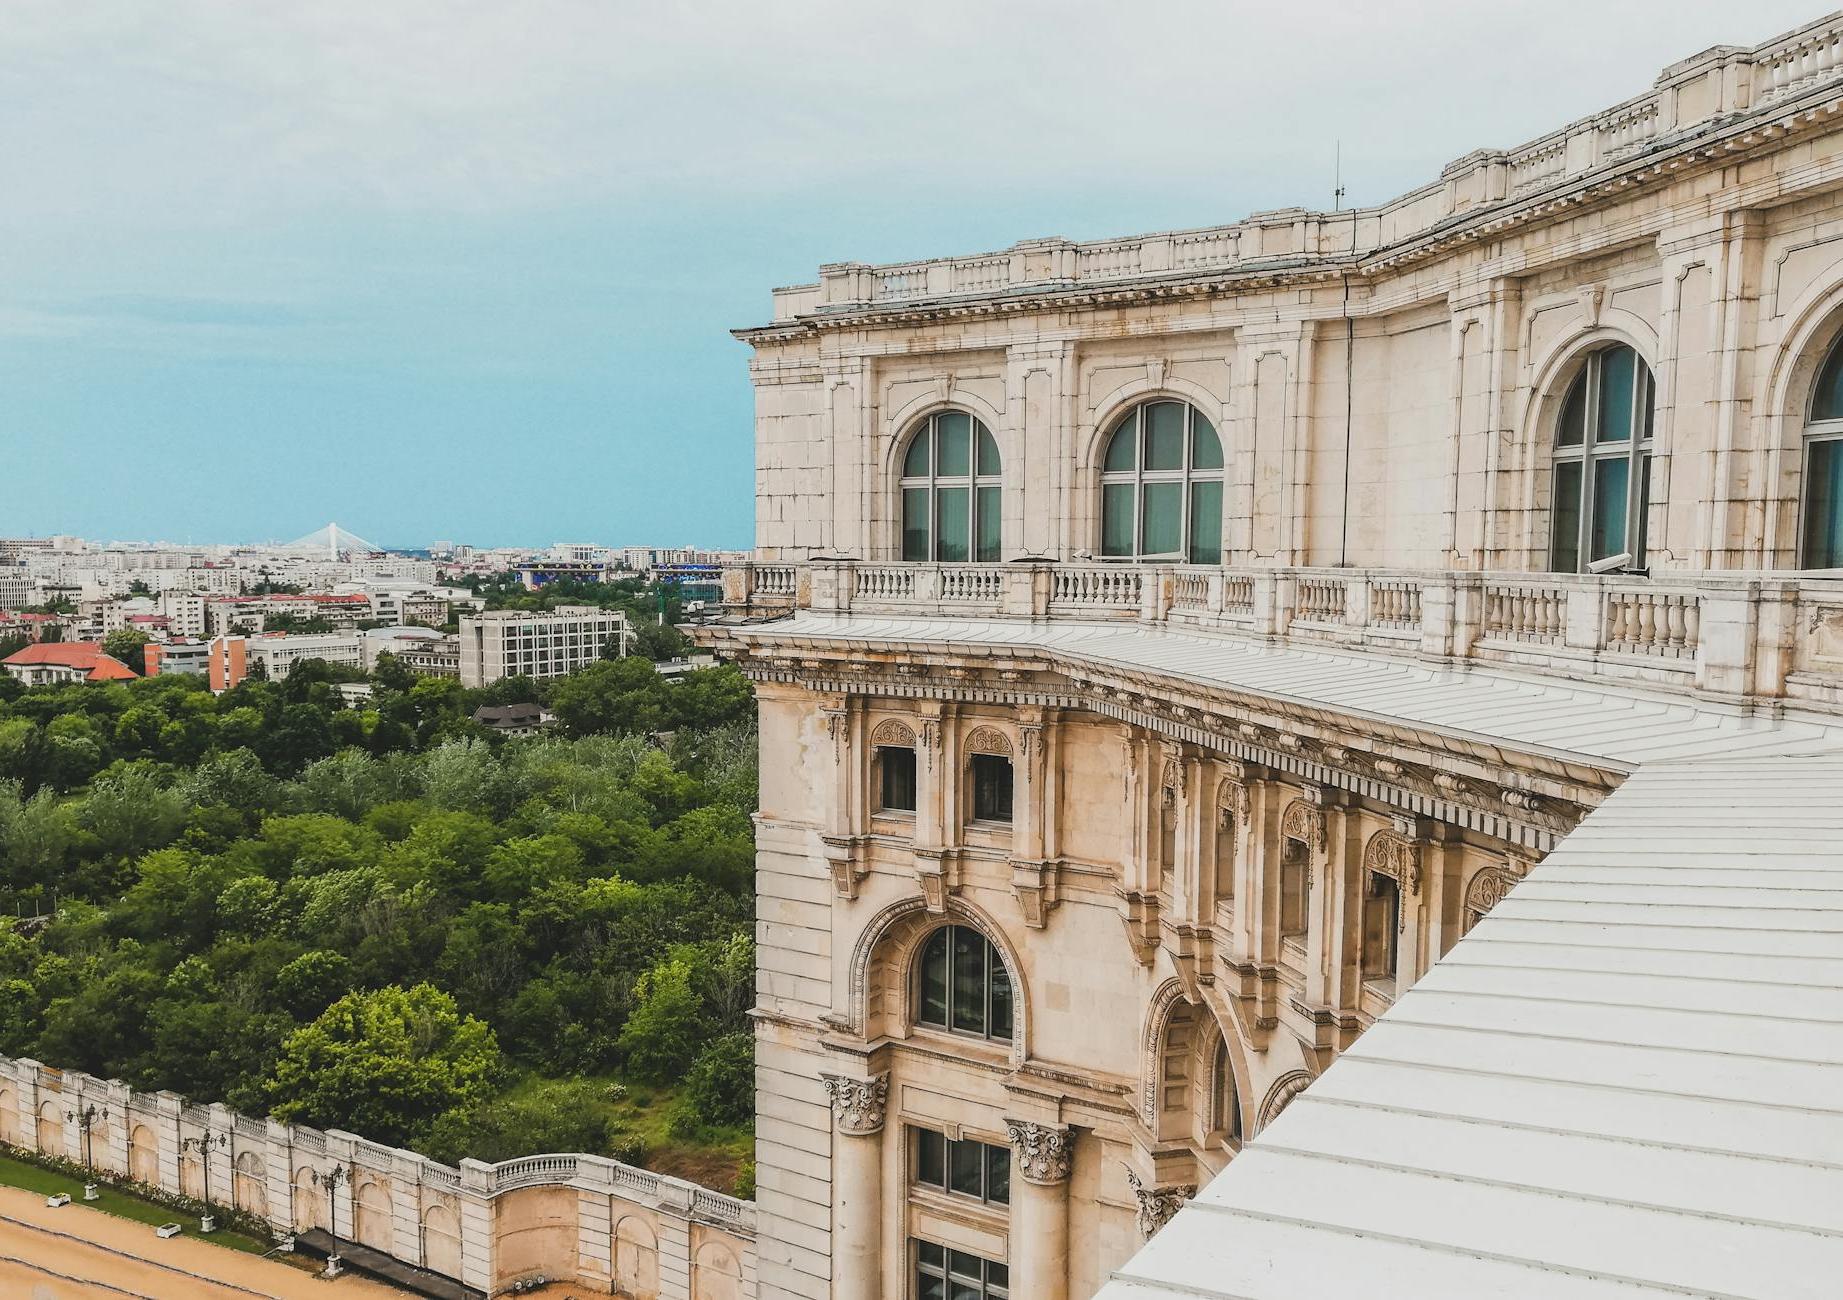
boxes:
[989,1262,1009,1289]
[917,1129,945,1187]
[1557,374,1587,447]
[1591,455,1630,561]
[976,423,1001,475]
[1815,340,1843,422]
[881,746,916,811]
[949,1139,983,1198]
[950,1281,978,1300]
[1595,347,1635,444]
[1635,451,1651,566]
[975,485,1001,563]
[951,926,987,1036]
[1191,411,1223,470]
[1145,402,1185,470]
[1551,461,1582,572]
[1103,414,1137,471]
[988,959,1013,1040]
[918,1274,946,1300]
[914,1128,943,1187]
[918,1241,944,1268]
[1141,482,1183,555]
[1806,438,1843,567]
[1102,484,1137,556]
[1189,480,1223,564]
[904,431,930,477]
[903,489,931,561]
[949,1251,981,1282]
[985,1143,1010,1205]
[919,931,948,1027]
[937,412,971,476]
[936,487,970,563]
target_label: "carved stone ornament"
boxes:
[1125,1171,1195,1241]
[1364,831,1422,895]
[823,710,848,763]
[919,719,941,770]
[1146,357,1168,388]
[964,725,1013,757]
[1465,855,1533,921]
[821,1073,889,1136]
[1256,1070,1311,1132]
[1501,788,1542,812]
[1279,799,1326,852]
[1006,1119,1073,1184]
[1217,776,1251,818]
[869,719,917,748]
[1160,758,1182,795]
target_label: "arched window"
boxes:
[1100,400,1224,563]
[1550,344,1654,572]
[1802,334,1843,568]
[1211,1037,1242,1147]
[917,924,1013,1041]
[901,411,1002,562]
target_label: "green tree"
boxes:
[548,658,670,737]
[101,629,152,672]
[681,1031,753,1129]
[268,983,500,1146]
[617,955,707,1083]
[273,949,355,1018]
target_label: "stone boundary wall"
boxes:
[0,1055,756,1299]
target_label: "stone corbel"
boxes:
[1160,920,1215,998]
[1215,955,1278,1053]
[1125,1171,1195,1241]
[1117,888,1160,965]
[915,847,952,913]
[1010,857,1060,929]
[821,834,866,901]
[1005,1119,1073,1185]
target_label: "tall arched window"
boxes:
[1802,334,1843,568]
[901,411,1002,562]
[917,924,1013,1041]
[1550,344,1654,572]
[1100,400,1224,563]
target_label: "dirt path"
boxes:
[0,1183,413,1298]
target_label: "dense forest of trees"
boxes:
[0,654,759,1190]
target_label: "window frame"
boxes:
[1098,399,1226,563]
[968,752,1014,825]
[914,1239,1009,1300]
[876,744,918,815]
[911,1126,1011,1208]
[1360,868,1401,983]
[915,923,1014,1043]
[899,411,1004,563]
[1548,344,1654,573]
[1800,332,1843,569]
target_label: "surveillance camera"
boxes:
[1587,552,1631,574]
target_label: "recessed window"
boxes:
[878,745,917,813]
[1279,837,1309,940]
[1361,870,1400,981]
[901,411,1003,562]
[970,753,1013,823]
[1550,345,1653,572]
[916,1241,1008,1300]
[913,1127,1010,1206]
[1099,400,1225,563]
[918,924,1014,1041]
[1212,1037,1242,1147]
[1803,334,1843,568]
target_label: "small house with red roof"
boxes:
[2,642,139,686]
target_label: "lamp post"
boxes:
[179,1131,227,1227]
[312,1165,350,1277]
[63,1103,108,1174]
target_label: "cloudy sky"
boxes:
[4,1,1828,548]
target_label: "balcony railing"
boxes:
[714,560,1843,713]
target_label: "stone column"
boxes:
[1006,1120,1072,1300]
[822,1073,888,1299]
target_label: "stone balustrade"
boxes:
[714,559,1843,714]
[766,13,1843,323]
[0,1055,755,1299]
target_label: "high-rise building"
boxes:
[704,17,1843,1300]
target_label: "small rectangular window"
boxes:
[1805,437,1843,568]
[878,745,917,813]
[970,754,1013,823]
[915,1239,1009,1300]
[910,1131,1011,1206]
[1551,461,1583,572]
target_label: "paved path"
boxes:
[0,1183,411,1298]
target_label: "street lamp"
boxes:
[311,1165,351,1277]
[63,1103,108,1174]
[179,1131,228,1226]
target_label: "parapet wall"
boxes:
[0,1054,756,1299]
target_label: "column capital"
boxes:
[1125,1171,1195,1240]
[1005,1119,1072,1185]
[820,1072,889,1136]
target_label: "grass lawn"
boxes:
[0,1149,272,1255]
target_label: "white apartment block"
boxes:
[0,569,28,611]
[160,591,209,639]
[458,606,629,688]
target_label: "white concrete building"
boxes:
[704,15,1843,1300]
[458,606,630,688]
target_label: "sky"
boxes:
[2,1,1830,550]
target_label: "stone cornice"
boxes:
[734,84,1843,345]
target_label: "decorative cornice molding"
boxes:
[1125,1170,1195,1241]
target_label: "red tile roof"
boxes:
[3,642,139,680]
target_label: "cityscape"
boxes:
[7,5,1843,1300]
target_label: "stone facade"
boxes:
[0,1055,756,1299]
[715,14,1843,1300]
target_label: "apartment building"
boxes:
[458,606,629,687]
